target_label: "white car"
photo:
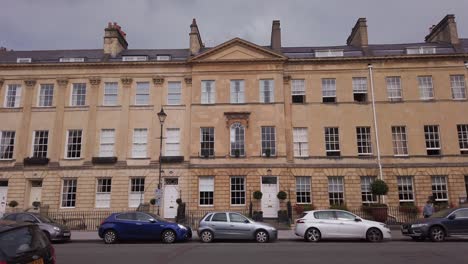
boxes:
[294,210,392,242]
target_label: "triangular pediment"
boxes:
[190,38,287,62]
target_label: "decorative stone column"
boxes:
[49,78,68,166]
[282,75,294,162]
[15,79,36,167]
[84,77,101,165]
[116,77,133,166]
[183,76,192,161]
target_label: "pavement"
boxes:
[70,225,407,242]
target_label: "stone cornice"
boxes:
[24,79,37,87]
[88,77,101,86]
[152,76,164,85]
[120,77,133,86]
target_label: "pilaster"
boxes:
[85,77,100,161]
[282,75,294,162]
[116,77,132,163]
[49,78,68,165]
[16,79,36,165]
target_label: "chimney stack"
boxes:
[346,18,368,47]
[425,14,459,45]
[270,20,282,52]
[190,19,204,55]
[104,22,128,57]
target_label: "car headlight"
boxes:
[177,224,187,230]
[411,223,428,228]
[380,223,388,229]
[53,226,61,231]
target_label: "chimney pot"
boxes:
[104,22,128,57]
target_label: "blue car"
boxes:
[98,212,192,244]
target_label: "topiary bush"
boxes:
[253,191,263,200]
[8,200,18,208]
[149,198,156,205]
[370,179,389,204]
[277,191,287,200]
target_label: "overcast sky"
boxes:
[1,0,468,51]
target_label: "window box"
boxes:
[161,156,184,163]
[23,157,49,166]
[92,156,118,164]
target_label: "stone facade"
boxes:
[1,16,468,218]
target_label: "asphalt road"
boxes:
[54,239,468,264]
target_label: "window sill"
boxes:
[199,205,214,207]
[62,158,83,161]
[128,157,150,160]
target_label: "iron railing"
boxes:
[46,209,137,231]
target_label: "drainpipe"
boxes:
[368,64,384,183]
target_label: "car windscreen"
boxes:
[145,213,165,222]
[430,208,454,218]
[35,215,54,223]
[0,226,48,259]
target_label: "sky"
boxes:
[1,0,468,51]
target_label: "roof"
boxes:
[0,39,467,64]
[0,220,33,233]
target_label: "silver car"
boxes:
[198,212,277,243]
[2,212,71,242]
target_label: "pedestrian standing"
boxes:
[423,200,434,218]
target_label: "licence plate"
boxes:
[63,232,71,236]
[28,258,44,264]
[401,229,408,233]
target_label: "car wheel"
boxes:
[200,230,214,243]
[366,228,383,242]
[103,230,118,244]
[305,228,321,242]
[255,230,269,243]
[429,226,445,242]
[162,230,176,244]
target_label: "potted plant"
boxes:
[294,204,316,215]
[278,210,289,223]
[253,191,263,200]
[264,149,271,157]
[234,149,240,158]
[8,200,18,208]
[149,198,156,205]
[368,179,389,222]
[253,211,263,222]
[277,191,287,201]
[32,201,41,209]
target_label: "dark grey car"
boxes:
[2,213,71,242]
[198,212,277,243]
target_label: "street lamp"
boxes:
[157,108,167,215]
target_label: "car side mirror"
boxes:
[354,218,362,222]
[448,214,456,220]
[24,220,37,223]
[244,219,250,224]
[149,218,157,223]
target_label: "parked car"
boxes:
[98,211,192,244]
[401,207,468,242]
[198,212,277,243]
[2,212,71,242]
[294,210,392,242]
[0,220,56,264]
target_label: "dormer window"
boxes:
[122,56,148,62]
[156,55,171,61]
[16,58,32,63]
[406,47,436,55]
[59,57,85,63]
[315,50,344,58]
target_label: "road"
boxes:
[54,239,467,264]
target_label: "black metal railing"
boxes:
[46,209,136,231]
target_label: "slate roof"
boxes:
[0,39,467,64]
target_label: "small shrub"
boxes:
[32,201,41,208]
[253,191,263,200]
[370,179,389,204]
[149,198,156,205]
[277,191,287,200]
[8,200,18,208]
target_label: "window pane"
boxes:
[0,131,16,160]
[230,80,245,104]
[168,82,182,105]
[230,177,245,205]
[296,177,311,204]
[230,123,245,156]
[135,82,150,105]
[261,126,276,156]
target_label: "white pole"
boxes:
[368,64,384,187]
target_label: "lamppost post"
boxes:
[157,108,167,216]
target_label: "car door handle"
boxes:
[230,225,235,227]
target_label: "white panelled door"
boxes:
[163,178,179,219]
[261,177,279,218]
[29,180,42,208]
[0,181,8,217]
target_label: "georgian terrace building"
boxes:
[0,15,468,219]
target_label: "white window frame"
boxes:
[38,84,54,107]
[156,55,171,61]
[199,176,214,206]
[392,126,409,156]
[418,76,434,100]
[60,57,85,63]
[386,76,402,101]
[424,125,441,155]
[291,79,306,103]
[201,80,216,104]
[432,176,448,202]
[352,77,367,102]
[129,178,145,208]
[122,56,148,62]
[16,58,32,63]
[32,130,49,158]
[4,84,22,108]
[328,177,344,206]
[65,129,83,159]
[450,75,467,100]
[315,49,344,57]
[296,176,311,204]
[230,122,245,157]
[200,127,215,157]
[322,78,336,102]
[99,129,115,157]
[259,79,274,103]
[293,128,308,157]
[325,127,340,156]
[261,126,276,156]
[167,81,182,105]
[95,178,112,208]
[356,126,372,156]
[406,47,436,55]
[230,80,245,104]
[135,82,150,105]
[165,128,180,156]
[0,131,16,160]
[71,83,86,106]
[60,179,77,208]
[132,128,148,158]
[230,176,246,206]
[397,176,414,202]
[457,124,468,154]
[103,82,118,106]
[361,176,377,204]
